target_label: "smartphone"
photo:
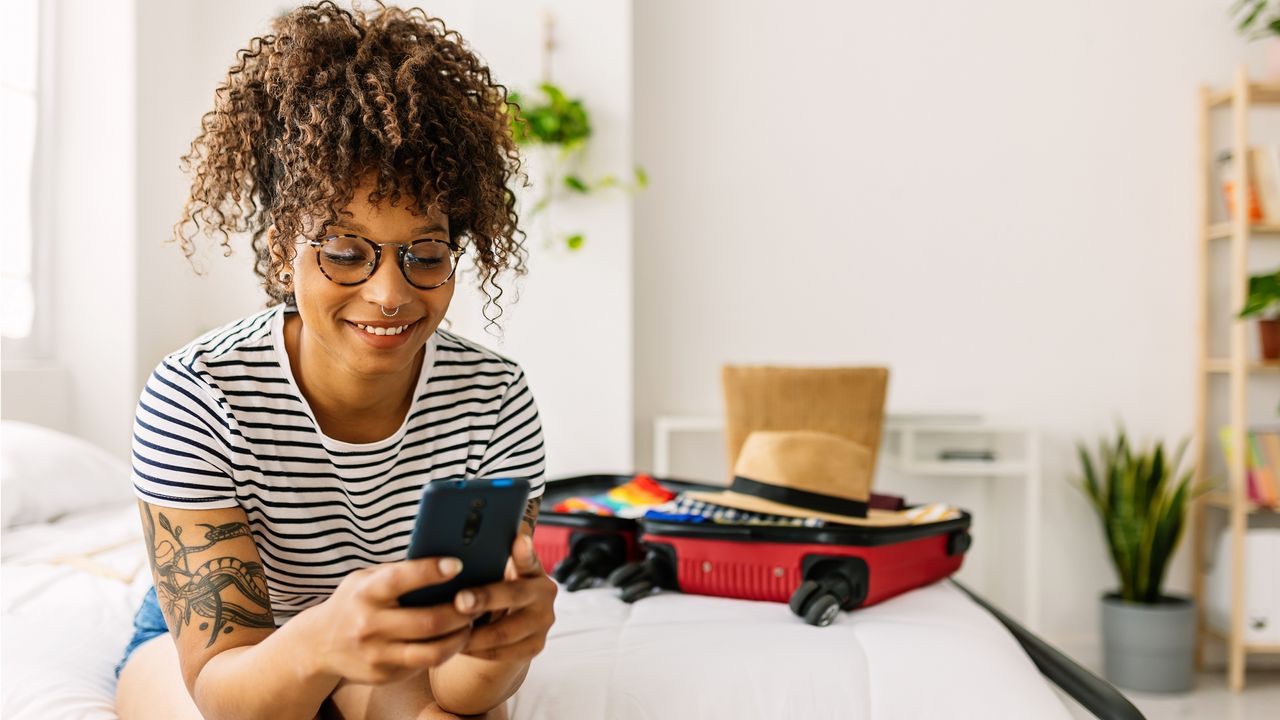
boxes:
[398,477,531,611]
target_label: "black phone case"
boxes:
[398,477,531,608]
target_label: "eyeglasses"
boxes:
[306,234,464,290]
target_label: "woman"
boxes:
[113,3,555,718]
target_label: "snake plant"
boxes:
[1076,428,1197,604]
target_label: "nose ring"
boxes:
[380,304,401,318]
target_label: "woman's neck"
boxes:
[283,314,422,444]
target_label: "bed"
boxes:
[0,422,1140,719]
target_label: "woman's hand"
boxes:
[451,535,557,663]
[307,557,486,684]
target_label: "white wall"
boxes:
[11,0,139,456]
[445,0,635,479]
[632,0,1272,650]
[135,0,275,394]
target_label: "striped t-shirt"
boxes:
[131,304,546,624]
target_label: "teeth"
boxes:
[355,322,411,336]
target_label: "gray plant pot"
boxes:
[1100,593,1195,693]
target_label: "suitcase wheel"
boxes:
[612,545,676,603]
[791,579,845,626]
[799,557,869,612]
[620,578,655,603]
[577,540,618,570]
[802,592,842,627]
[606,561,648,589]
[946,530,972,556]
[555,535,629,592]
[792,557,870,624]
[551,555,580,583]
[788,580,822,617]
[564,566,597,592]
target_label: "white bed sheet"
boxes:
[514,585,1071,720]
[1,503,1072,720]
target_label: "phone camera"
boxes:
[462,509,483,546]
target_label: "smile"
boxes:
[351,320,417,336]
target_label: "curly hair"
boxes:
[174,0,527,326]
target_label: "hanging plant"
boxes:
[507,82,647,250]
[1233,0,1280,38]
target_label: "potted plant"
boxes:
[1076,427,1198,693]
[1238,270,1280,361]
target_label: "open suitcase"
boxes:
[533,473,971,627]
[608,508,972,626]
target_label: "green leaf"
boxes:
[1077,441,1102,508]
[1239,0,1266,33]
[565,234,585,250]
[1239,269,1280,318]
[634,166,649,188]
[540,82,568,107]
[563,175,590,193]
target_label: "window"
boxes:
[0,1,40,342]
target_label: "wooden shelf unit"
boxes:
[1193,65,1280,694]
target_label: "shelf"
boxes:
[883,460,1027,478]
[884,422,1025,435]
[1207,82,1280,108]
[1197,66,1276,693]
[1207,222,1280,240]
[1199,491,1277,514]
[1204,358,1280,374]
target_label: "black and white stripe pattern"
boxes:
[131,305,546,624]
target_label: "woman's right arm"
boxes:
[137,499,483,720]
[136,499,339,719]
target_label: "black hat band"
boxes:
[730,475,868,518]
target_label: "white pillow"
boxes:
[0,421,133,530]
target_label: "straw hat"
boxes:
[685,430,929,527]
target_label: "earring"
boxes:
[279,271,293,285]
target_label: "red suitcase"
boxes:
[531,474,716,591]
[607,510,972,626]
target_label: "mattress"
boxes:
[1,502,1071,719]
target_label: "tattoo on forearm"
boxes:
[141,504,274,647]
[522,496,542,534]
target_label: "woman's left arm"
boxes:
[428,498,556,715]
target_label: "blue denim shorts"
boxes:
[115,586,169,678]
